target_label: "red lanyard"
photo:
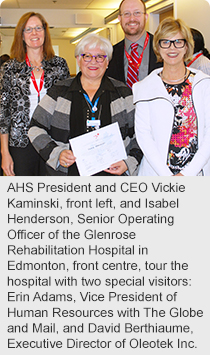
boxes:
[125,32,149,71]
[26,54,44,102]
[187,52,203,67]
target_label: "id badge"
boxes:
[87,119,101,129]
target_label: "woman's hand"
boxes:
[1,151,15,176]
[104,160,127,176]
[59,150,76,168]
[1,133,15,176]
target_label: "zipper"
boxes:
[191,76,210,175]
[191,75,210,148]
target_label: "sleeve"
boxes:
[180,79,210,176]
[28,88,69,172]
[121,95,143,175]
[0,63,11,134]
[58,57,70,80]
[134,97,172,176]
[113,91,143,176]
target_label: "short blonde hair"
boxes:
[153,17,194,62]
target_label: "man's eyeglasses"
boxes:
[120,11,146,18]
[24,26,44,34]
[159,39,186,49]
[81,54,107,63]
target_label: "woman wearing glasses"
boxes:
[133,17,210,176]
[28,33,142,176]
[0,12,70,176]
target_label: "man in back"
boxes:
[106,0,161,88]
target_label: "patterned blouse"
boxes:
[163,72,198,175]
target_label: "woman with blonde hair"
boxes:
[133,17,210,176]
[0,12,70,175]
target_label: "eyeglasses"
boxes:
[120,11,146,18]
[81,54,107,63]
[24,26,44,34]
[159,39,186,49]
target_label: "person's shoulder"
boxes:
[113,39,125,46]
[107,76,132,96]
[191,68,210,83]
[2,58,20,69]
[53,76,74,87]
[108,76,127,87]
[134,68,162,87]
[200,55,210,65]
[44,77,74,101]
[113,39,125,50]
[132,69,163,101]
[47,55,68,65]
[147,31,153,38]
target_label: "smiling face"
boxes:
[159,32,187,67]
[118,0,148,41]
[77,45,108,82]
[23,16,45,51]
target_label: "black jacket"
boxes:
[106,32,161,83]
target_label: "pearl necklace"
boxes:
[161,68,187,83]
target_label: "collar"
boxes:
[133,68,210,103]
[69,71,116,93]
[125,31,147,52]
[192,50,203,58]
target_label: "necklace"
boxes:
[83,93,99,114]
[161,68,187,83]
[25,53,43,71]
[27,58,43,72]
[30,63,43,72]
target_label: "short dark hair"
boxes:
[191,28,210,59]
[0,54,10,66]
[191,28,204,53]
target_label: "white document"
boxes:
[69,122,127,176]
